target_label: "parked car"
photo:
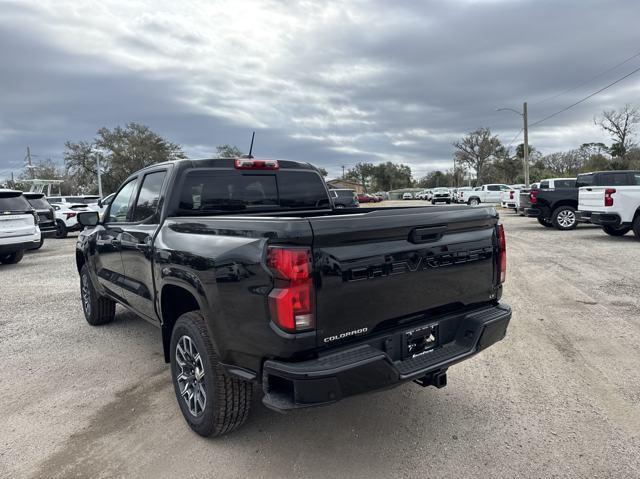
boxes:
[402,192,414,200]
[577,170,640,237]
[75,157,511,437]
[329,189,359,208]
[368,193,382,203]
[47,195,101,206]
[431,188,452,204]
[0,189,41,264]
[52,203,89,238]
[464,184,512,206]
[357,193,373,203]
[455,187,473,203]
[526,172,640,230]
[23,192,56,249]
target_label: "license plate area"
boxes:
[402,324,439,359]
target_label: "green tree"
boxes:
[216,144,243,158]
[453,128,503,184]
[64,123,186,194]
[345,162,376,191]
[316,167,328,177]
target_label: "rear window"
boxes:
[576,174,594,188]
[554,179,575,188]
[0,193,31,211]
[65,196,85,203]
[26,197,51,209]
[539,180,549,189]
[335,190,355,198]
[177,169,330,214]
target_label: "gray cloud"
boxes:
[1,0,639,182]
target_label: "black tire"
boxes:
[468,198,480,207]
[80,263,115,325]
[33,238,45,250]
[55,219,68,238]
[632,214,640,240]
[602,225,631,236]
[513,208,518,214]
[537,217,554,228]
[551,206,578,230]
[0,250,24,264]
[431,200,436,205]
[170,311,253,437]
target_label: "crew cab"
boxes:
[577,170,640,238]
[0,189,41,264]
[75,157,511,437]
[523,178,578,229]
[464,184,512,206]
[23,192,56,249]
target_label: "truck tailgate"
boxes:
[579,187,606,212]
[309,206,500,346]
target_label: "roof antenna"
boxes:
[246,131,255,159]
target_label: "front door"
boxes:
[95,178,138,301]
[120,170,168,321]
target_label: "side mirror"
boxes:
[77,211,100,227]
[97,199,103,208]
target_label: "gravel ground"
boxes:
[1,204,639,479]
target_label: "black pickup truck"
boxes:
[523,178,578,230]
[75,157,511,437]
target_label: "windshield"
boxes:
[26,197,51,209]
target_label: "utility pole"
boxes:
[96,154,103,197]
[523,101,530,187]
[341,165,345,179]
[26,146,34,179]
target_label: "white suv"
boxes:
[0,189,41,264]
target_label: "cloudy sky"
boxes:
[1,0,639,181]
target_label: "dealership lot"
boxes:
[1,207,639,479]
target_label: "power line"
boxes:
[505,128,523,149]
[529,64,640,128]
[532,49,640,106]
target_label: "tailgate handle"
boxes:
[409,226,446,244]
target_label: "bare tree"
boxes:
[453,127,503,184]
[542,150,584,176]
[595,104,640,158]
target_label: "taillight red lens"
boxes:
[234,159,279,170]
[604,188,616,207]
[267,246,314,332]
[498,224,506,284]
[65,212,77,219]
[509,191,514,200]
[530,190,539,204]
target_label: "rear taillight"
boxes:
[530,190,539,204]
[509,191,514,200]
[65,212,77,220]
[234,158,279,170]
[604,188,616,207]
[497,224,506,284]
[267,246,314,332]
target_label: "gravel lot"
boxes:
[1,203,639,478]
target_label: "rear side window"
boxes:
[132,171,167,223]
[487,185,501,191]
[0,193,31,211]
[336,190,355,198]
[539,180,549,189]
[634,174,640,185]
[576,174,594,188]
[177,169,329,214]
[554,179,575,188]
[595,172,630,186]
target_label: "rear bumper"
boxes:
[582,211,621,226]
[39,223,57,238]
[502,202,517,208]
[524,207,541,217]
[0,239,40,254]
[262,303,511,411]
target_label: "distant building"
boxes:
[326,178,365,194]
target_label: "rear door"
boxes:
[309,207,499,345]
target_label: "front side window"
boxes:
[107,178,138,223]
[487,185,500,191]
[132,171,167,223]
[555,179,575,188]
[539,181,550,189]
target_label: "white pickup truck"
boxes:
[464,184,512,206]
[578,170,640,238]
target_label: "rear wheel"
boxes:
[170,311,253,437]
[551,206,577,230]
[537,217,554,228]
[0,250,24,264]
[632,214,640,240]
[468,198,480,207]
[55,220,68,238]
[80,263,115,325]
[602,225,631,236]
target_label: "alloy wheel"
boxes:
[81,273,91,317]
[175,335,207,417]
[557,210,575,228]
